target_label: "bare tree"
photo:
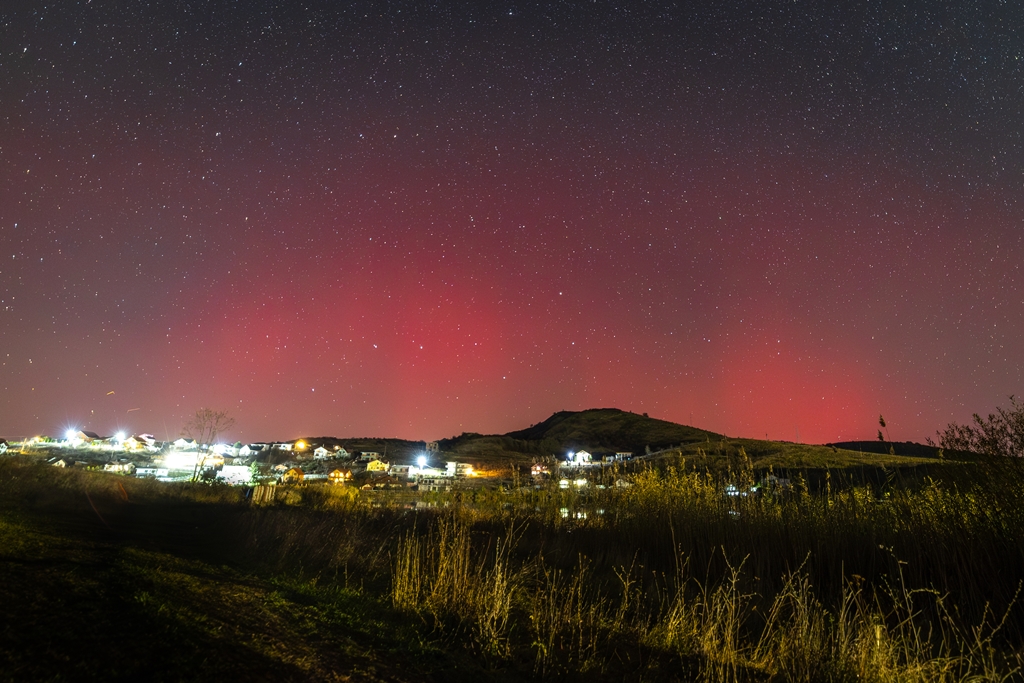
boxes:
[939,396,1024,458]
[181,408,235,448]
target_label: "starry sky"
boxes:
[1,0,1022,444]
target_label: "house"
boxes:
[567,450,592,465]
[445,461,474,477]
[313,446,332,460]
[0,440,8,454]
[365,459,389,473]
[371,475,402,489]
[327,469,352,485]
[762,473,791,489]
[172,438,198,451]
[239,444,266,458]
[65,430,102,446]
[104,461,136,475]
[122,436,146,452]
[335,447,350,458]
[531,463,550,477]
[359,451,381,462]
[136,467,169,478]
[210,443,239,457]
[615,451,633,460]
[426,441,440,453]
[281,467,304,484]
[390,464,412,478]
[416,475,452,492]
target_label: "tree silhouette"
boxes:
[939,396,1024,458]
[181,408,235,448]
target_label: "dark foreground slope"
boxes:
[0,462,517,683]
[3,455,1023,682]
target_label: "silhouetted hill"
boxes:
[434,408,720,464]
[506,408,719,453]
[829,441,944,458]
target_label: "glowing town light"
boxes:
[295,439,307,451]
[165,452,203,470]
[114,431,126,442]
[65,429,77,441]
[417,455,427,468]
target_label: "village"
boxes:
[2,429,638,493]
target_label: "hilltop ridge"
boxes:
[432,408,720,464]
[505,407,719,452]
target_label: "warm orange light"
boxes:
[295,440,307,450]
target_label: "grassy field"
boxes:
[2,451,1022,682]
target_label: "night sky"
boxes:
[1,1,1021,444]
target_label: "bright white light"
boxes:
[115,432,126,442]
[417,455,427,468]
[65,429,76,441]
[165,452,202,470]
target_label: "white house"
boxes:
[239,444,266,458]
[445,461,474,478]
[172,438,198,451]
[104,461,136,475]
[359,451,381,462]
[136,467,169,478]
[313,446,332,460]
[568,450,592,465]
[416,475,451,492]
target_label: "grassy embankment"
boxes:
[2,451,1022,682]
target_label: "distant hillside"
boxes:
[285,412,949,471]
[829,441,945,458]
[436,408,720,464]
[507,408,719,452]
